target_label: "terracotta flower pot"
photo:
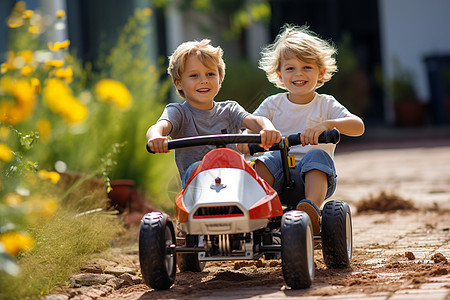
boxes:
[394,101,427,127]
[108,179,135,213]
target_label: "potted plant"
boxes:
[390,61,427,126]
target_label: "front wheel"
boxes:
[281,210,314,289]
[321,200,352,268]
[139,212,176,290]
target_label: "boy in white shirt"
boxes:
[239,24,365,235]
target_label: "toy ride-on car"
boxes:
[139,129,352,290]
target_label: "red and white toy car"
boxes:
[139,129,352,290]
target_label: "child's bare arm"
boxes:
[242,115,281,149]
[146,120,173,153]
[301,115,365,146]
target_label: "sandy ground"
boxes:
[84,143,449,300]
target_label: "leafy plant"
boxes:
[167,0,271,39]
[218,59,279,112]
[319,33,370,117]
[0,3,173,297]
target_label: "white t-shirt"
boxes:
[253,92,350,161]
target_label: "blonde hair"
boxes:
[167,39,225,98]
[259,24,337,90]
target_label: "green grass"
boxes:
[0,197,123,299]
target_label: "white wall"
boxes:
[379,0,450,120]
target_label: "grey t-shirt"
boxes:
[159,100,249,179]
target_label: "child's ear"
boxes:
[276,70,282,80]
[318,68,326,80]
[174,79,182,90]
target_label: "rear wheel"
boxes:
[177,235,206,272]
[321,200,352,268]
[281,210,314,289]
[139,212,176,290]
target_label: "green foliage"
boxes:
[93,8,176,209]
[320,33,370,117]
[0,4,174,297]
[218,59,279,112]
[0,125,123,297]
[164,0,271,39]
[18,8,176,211]
[0,208,122,298]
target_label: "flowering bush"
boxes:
[0,2,173,297]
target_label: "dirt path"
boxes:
[51,145,450,300]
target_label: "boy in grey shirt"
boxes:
[146,39,281,186]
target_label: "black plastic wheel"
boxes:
[281,210,314,289]
[177,235,206,272]
[321,200,352,268]
[177,253,206,272]
[139,212,176,290]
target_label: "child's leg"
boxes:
[181,161,201,188]
[296,149,337,235]
[255,160,275,186]
[253,151,284,191]
[304,169,327,209]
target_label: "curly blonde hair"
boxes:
[259,24,337,90]
[167,39,226,99]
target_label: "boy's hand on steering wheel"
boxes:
[259,129,282,149]
[147,136,169,153]
[301,123,329,146]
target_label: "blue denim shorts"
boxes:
[256,148,337,199]
[182,161,201,188]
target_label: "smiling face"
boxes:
[174,54,222,110]
[277,57,325,104]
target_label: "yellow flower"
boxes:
[0,77,36,125]
[28,26,40,34]
[36,119,51,142]
[4,193,22,207]
[25,196,58,218]
[21,65,33,76]
[22,10,34,19]
[54,66,73,83]
[0,126,10,139]
[45,60,64,68]
[0,144,14,162]
[17,50,33,63]
[56,10,66,18]
[143,8,153,16]
[95,79,132,109]
[43,79,88,123]
[30,77,41,93]
[60,40,70,48]
[14,1,26,13]
[3,52,17,71]
[65,100,88,123]
[48,40,70,51]
[6,1,26,28]
[38,170,60,183]
[0,64,7,74]
[6,16,24,28]
[41,198,58,216]
[0,231,35,256]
